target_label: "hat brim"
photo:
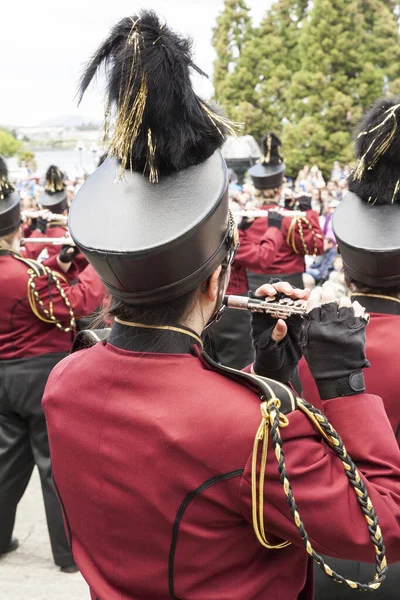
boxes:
[333,191,400,287]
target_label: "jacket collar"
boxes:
[108,319,202,354]
[350,293,400,316]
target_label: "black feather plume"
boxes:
[348,97,400,205]
[0,156,14,200]
[260,133,283,166]
[78,10,240,181]
[45,165,65,194]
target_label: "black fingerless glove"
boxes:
[267,211,283,231]
[37,217,48,234]
[58,245,80,264]
[297,195,312,212]
[238,216,253,231]
[300,303,370,400]
[251,285,303,383]
[28,218,38,232]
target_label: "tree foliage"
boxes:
[212,0,400,177]
[0,129,22,158]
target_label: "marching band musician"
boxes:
[299,97,400,600]
[207,206,285,369]
[23,165,88,271]
[0,162,104,571]
[246,133,324,290]
[42,12,400,600]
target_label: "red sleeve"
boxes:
[33,264,105,322]
[239,393,400,563]
[236,227,283,271]
[282,210,324,257]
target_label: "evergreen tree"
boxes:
[283,0,400,176]
[212,0,252,108]
[212,0,400,176]
[0,129,21,158]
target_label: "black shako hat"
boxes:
[68,10,239,305]
[249,132,285,190]
[334,97,400,288]
[0,156,20,237]
[40,165,68,214]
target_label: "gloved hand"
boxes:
[284,196,297,210]
[267,211,283,230]
[58,244,80,264]
[300,282,370,400]
[238,216,254,231]
[297,195,312,212]
[251,279,310,383]
[36,217,48,234]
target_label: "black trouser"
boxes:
[0,352,73,567]
[206,298,254,370]
[247,271,304,291]
[314,557,400,599]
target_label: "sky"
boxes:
[1,0,269,127]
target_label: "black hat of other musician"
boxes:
[39,165,68,214]
[0,156,20,237]
[249,133,285,190]
[334,98,400,288]
[68,10,239,305]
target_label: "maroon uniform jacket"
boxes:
[43,323,400,600]
[299,295,400,445]
[0,251,104,359]
[245,206,324,276]
[24,222,89,271]
[227,227,284,295]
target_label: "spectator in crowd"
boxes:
[306,237,337,285]
[330,160,344,182]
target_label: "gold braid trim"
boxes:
[286,218,299,254]
[251,385,388,591]
[12,254,75,332]
[287,216,318,257]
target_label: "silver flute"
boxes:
[224,295,307,318]
[22,237,76,246]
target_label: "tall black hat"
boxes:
[0,157,20,237]
[334,98,400,288]
[68,10,239,305]
[40,165,68,214]
[249,133,285,190]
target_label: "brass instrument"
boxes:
[224,295,307,318]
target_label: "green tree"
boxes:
[212,0,253,107]
[282,0,400,176]
[18,150,37,172]
[0,129,22,157]
[240,0,308,138]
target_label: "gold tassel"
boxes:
[146,128,159,183]
[265,134,272,163]
[108,17,148,176]
[200,102,243,138]
[355,102,400,179]
[391,179,400,204]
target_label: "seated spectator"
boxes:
[331,160,344,182]
[306,237,337,284]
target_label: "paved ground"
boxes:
[0,468,89,599]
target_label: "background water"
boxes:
[8,148,101,179]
